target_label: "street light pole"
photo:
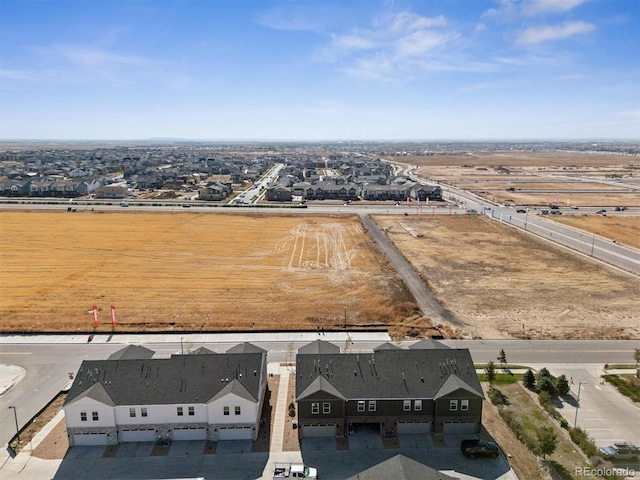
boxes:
[181,337,184,355]
[573,382,587,427]
[8,405,19,444]
[590,234,596,257]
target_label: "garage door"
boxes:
[300,424,336,438]
[173,427,207,441]
[119,428,156,442]
[443,422,477,434]
[73,432,108,446]
[397,422,432,434]
[218,426,253,440]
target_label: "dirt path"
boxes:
[360,214,464,331]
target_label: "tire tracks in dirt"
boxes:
[359,214,465,331]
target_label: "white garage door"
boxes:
[218,426,253,440]
[443,422,477,434]
[73,432,108,446]
[119,428,156,442]
[300,424,336,438]
[397,422,432,434]
[173,427,207,441]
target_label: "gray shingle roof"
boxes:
[107,345,155,360]
[298,340,341,355]
[64,353,264,407]
[225,342,267,354]
[346,455,458,480]
[408,339,450,350]
[296,349,481,401]
[373,342,401,351]
[191,347,216,355]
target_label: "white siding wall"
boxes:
[207,393,259,425]
[64,399,116,429]
[114,404,208,425]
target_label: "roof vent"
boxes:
[353,371,357,376]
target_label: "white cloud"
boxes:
[46,44,152,68]
[516,21,595,44]
[387,12,447,33]
[521,0,588,16]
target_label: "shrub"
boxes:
[488,387,509,406]
[538,376,557,396]
[538,390,552,407]
[569,426,598,457]
[523,369,536,390]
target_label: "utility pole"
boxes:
[181,337,184,355]
[344,307,347,330]
[8,405,19,444]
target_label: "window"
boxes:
[129,408,136,418]
[80,412,87,422]
[403,400,411,411]
[323,403,331,414]
[357,401,365,412]
[414,400,422,411]
[235,406,241,416]
[177,407,183,416]
[368,401,376,412]
[141,408,147,417]
[461,400,469,411]
[450,400,458,411]
[92,411,99,421]
[311,403,319,415]
[223,406,230,416]
[188,406,195,416]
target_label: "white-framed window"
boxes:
[450,400,458,411]
[403,400,411,411]
[311,403,319,414]
[188,406,195,416]
[323,403,331,414]
[223,406,230,416]
[141,408,148,417]
[92,411,99,421]
[177,406,184,416]
[368,401,376,412]
[461,400,469,411]
[80,412,87,422]
[357,401,365,412]
[414,400,422,411]
[129,408,136,417]
[235,406,241,416]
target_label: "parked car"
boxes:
[461,439,500,459]
[598,442,639,460]
[274,463,318,479]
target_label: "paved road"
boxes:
[359,213,464,331]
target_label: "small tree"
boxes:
[537,426,558,459]
[537,367,551,379]
[523,369,536,390]
[484,361,497,387]
[556,374,570,396]
[497,349,507,368]
[538,376,557,396]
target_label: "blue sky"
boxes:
[0,0,638,140]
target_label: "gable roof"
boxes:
[108,345,155,360]
[191,347,216,355]
[225,342,267,354]
[434,374,483,399]
[209,378,258,403]
[346,455,458,480]
[296,349,481,401]
[298,340,341,355]
[408,339,450,350]
[297,375,346,401]
[64,352,265,407]
[373,342,401,351]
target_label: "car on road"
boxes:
[598,442,639,460]
[595,209,607,215]
[550,205,559,210]
[570,205,579,209]
[614,206,628,211]
[550,210,562,215]
[461,439,500,459]
[541,209,549,214]
[516,209,527,213]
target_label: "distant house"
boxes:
[63,344,268,446]
[0,179,30,197]
[295,343,483,438]
[199,181,231,201]
[95,184,127,199]
[265,184,292,202]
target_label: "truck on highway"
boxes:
[273,463,318,479]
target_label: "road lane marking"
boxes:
[0,352,32,355]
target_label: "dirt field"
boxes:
[0,212,416,333]
[549,215,640,249]
[388,152,640,208]
[375,215,640,340]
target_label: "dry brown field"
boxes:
[388,152,640,208]
[0,212,416,333]
[375,214,640,340]
[549,215,640,249]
